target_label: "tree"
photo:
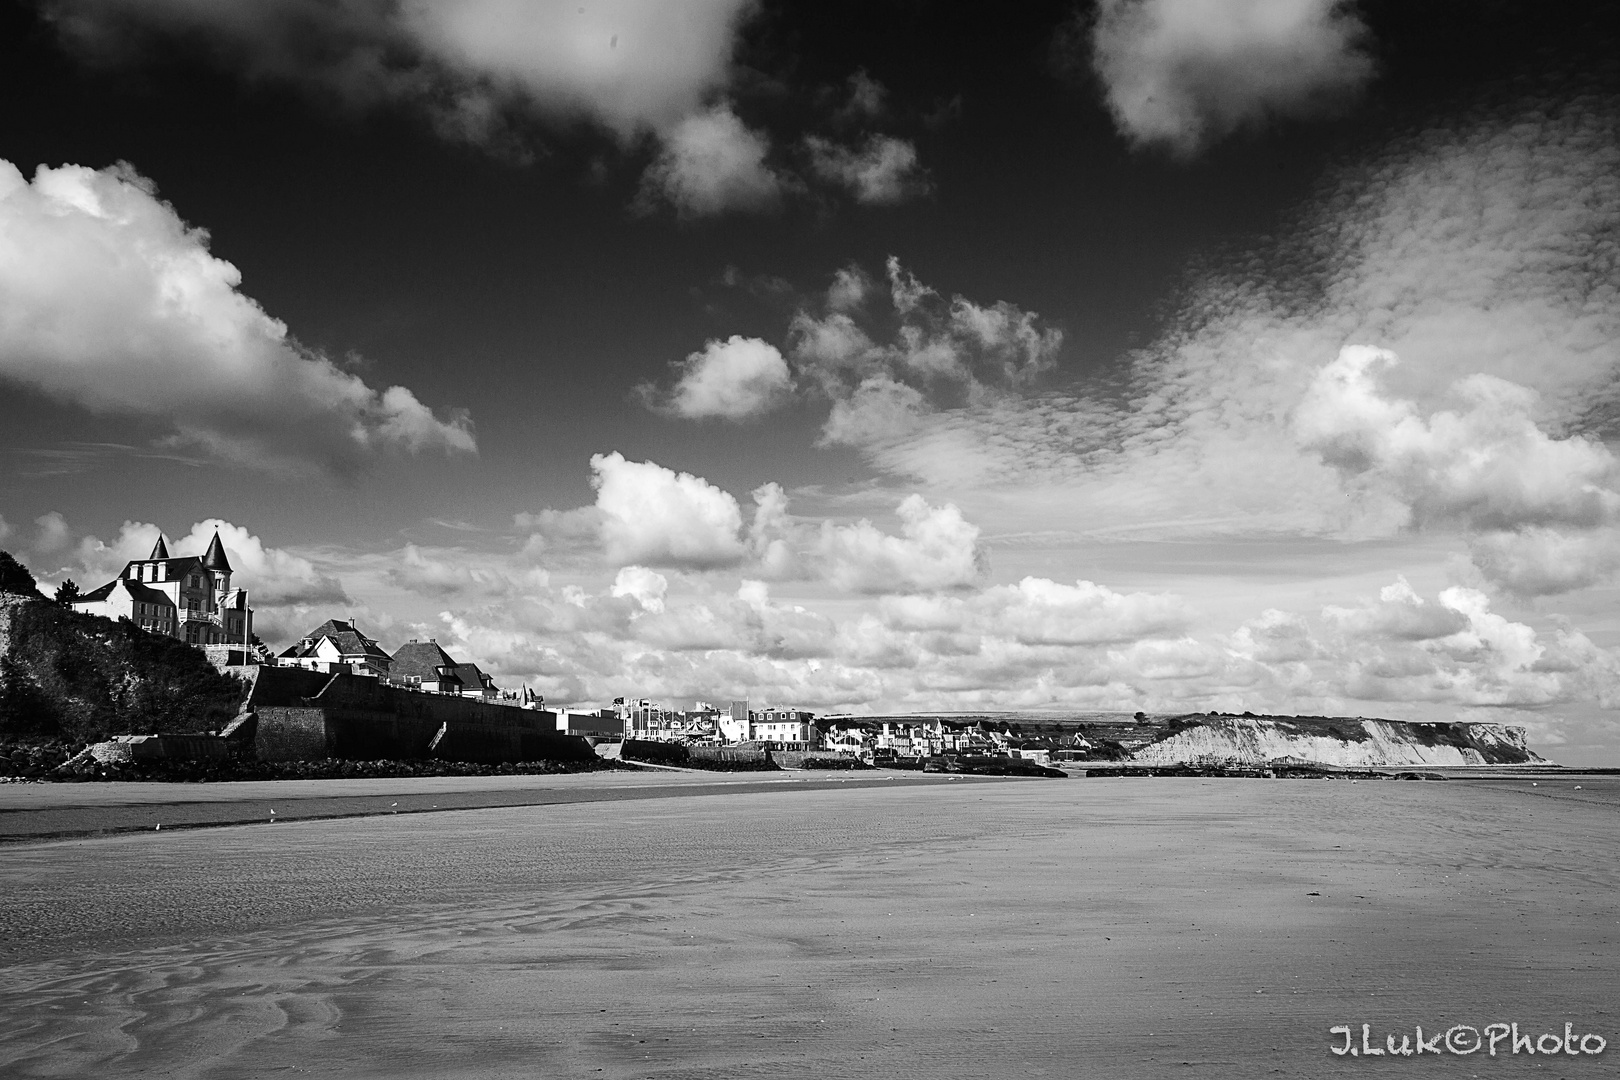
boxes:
[0,551,38,597]
[54,579,81,606]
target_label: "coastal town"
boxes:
[48,529,1084,767]
[0,528,1540,775]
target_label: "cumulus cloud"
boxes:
[1083,0,1375,156]
[1297,345,1620,532]
[638,334,792,420]
[1467,527,1620,599]
[610,565,668,613]
[43,0,757,147]
[1297,346,1620,594]
[0,159,475,474]
[817,495,986,593]
[1320,580,1620,709]
[634,103,785,219]
[528,453,995,593]
[805,135,928,205]
[590,452,749,568]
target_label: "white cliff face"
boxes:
[1127,718,1547,767]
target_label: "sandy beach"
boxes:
[1,773,1616,1078]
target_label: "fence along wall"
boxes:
[245,669,595,764]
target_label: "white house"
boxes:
[72,532,251,647]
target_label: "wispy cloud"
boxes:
[805,134,928,205]
[1,442,208,477]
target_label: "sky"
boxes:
[2,0,1620,763]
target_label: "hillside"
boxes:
[0,593,245,743]
[837,710,1549,766]
[1128,714,1545,767]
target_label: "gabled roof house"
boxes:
[279,618,392,677]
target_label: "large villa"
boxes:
[70,532,252,647]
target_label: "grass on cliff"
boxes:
[0,599,244,742]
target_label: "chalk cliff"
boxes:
[1127,715,1547,767]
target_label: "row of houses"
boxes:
[67,532,519,703]
[613,698,819,748]
[276,619,514,702]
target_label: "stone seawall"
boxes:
[243,669,594,764]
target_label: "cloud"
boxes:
[638,334,792,420]
[43,0,758,148]
[1466,527,1620,599]
[817,495,986,594]
[840,70,888,120]
[1297,345,1620,532]
[634,104,785,219]
[590,452,749,568]
[33,512,71,554]
[530,453,995,593]
[171,519,351,607]
[779,258,1063,447]
[388,543,548,599]
[805,135,928,205]
[1297,346,1620,595]
[0,159,475,474]
[977,577,1189,645]
[801,102,1620,557]
[1320,581,1620,709]
[610,565,668,613]
[1084,0,1375,156]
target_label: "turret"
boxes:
[201,530,233,593]
[201,531,232,574]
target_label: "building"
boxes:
[72,532,252,647]
[718,700,750,743]
[279,619,392,677]
[71,577,177,636]
[548,708,621,738]
[447,662,499,700]
[389,639,499,698]
[751,708,817,747]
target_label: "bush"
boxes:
[0,600,244,741]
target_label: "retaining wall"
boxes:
[246,669,593,764]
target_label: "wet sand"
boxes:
[1,775,1616,1078]
[0,768,959,841]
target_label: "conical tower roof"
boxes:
[148,535,170,560]
[201,531,232,574]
